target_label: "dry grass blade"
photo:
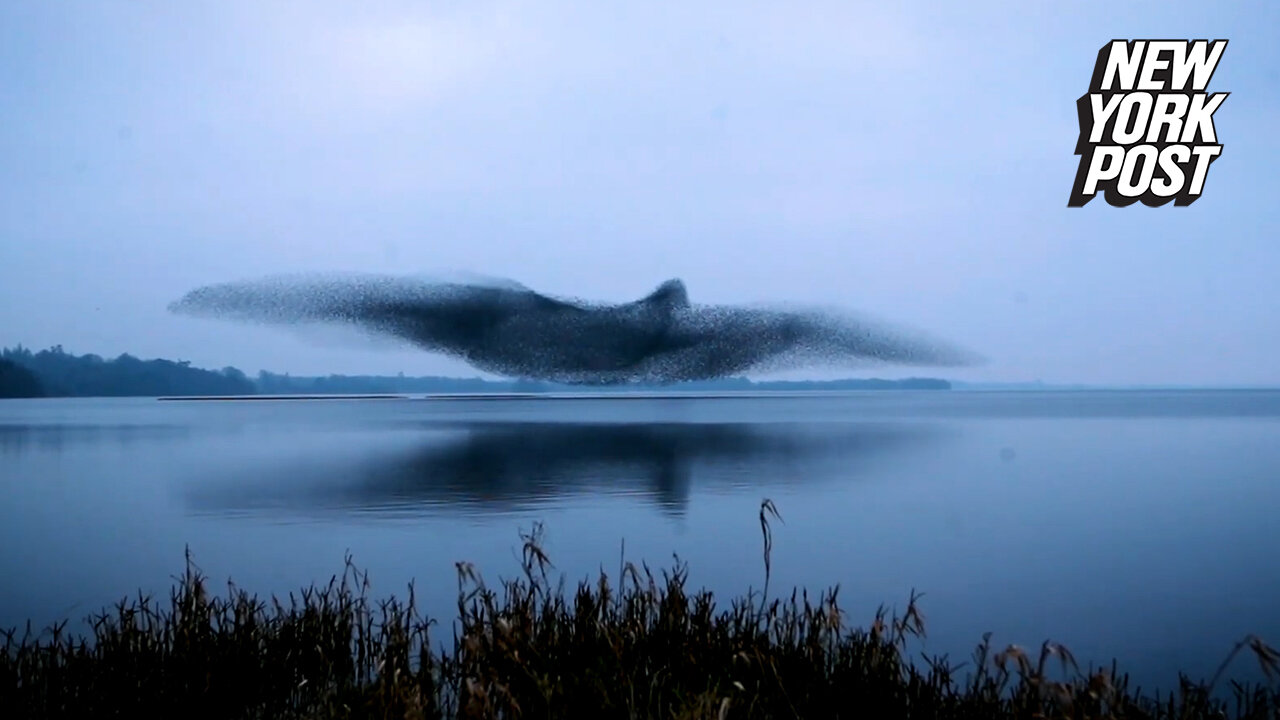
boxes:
[759,498,783,609]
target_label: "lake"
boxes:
[1,391,1278,692]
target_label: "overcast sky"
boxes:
[2,1,1277,385]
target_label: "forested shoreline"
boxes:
[0,345,950,398]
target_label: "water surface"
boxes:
[1,391,1278,692]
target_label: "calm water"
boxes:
[2,392,1278,691]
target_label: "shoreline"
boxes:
[4,529,1276,719]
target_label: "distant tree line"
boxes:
[1,345,949,398]
[0,359,44,398]
[1,345,254,397]
[256,371,504,395]
[256,372,949,394]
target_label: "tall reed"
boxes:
[2,503,1277,718]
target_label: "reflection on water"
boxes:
[187,421,940,516]
[0,423,190,455]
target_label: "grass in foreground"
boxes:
[2,505,1278,719]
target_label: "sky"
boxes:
[1,1,1277,385]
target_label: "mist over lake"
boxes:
[2,391,1278,693]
